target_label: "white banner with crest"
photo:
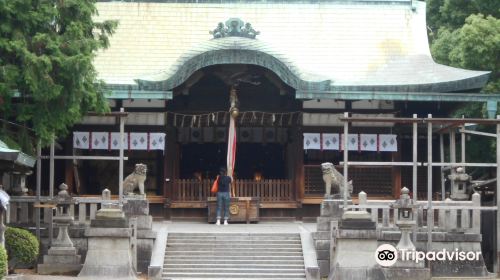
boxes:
[73,132,165,151]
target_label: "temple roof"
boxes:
[94,0,490,93]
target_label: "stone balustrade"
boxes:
[344,192,483,234]
[7,196,117,226]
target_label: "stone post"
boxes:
[122,193,155,273]
[312,178,351,277]
[38,183,82,275]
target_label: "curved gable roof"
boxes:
[135,37,331,91]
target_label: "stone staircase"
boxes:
[162,232,306,279]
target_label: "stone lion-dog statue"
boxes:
[321,162,353,198]
[123,163,147,195]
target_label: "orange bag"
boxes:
[211,176,219,193]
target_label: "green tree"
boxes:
[0,0,117,146]
[427,3,500,167]
[431,14,500,94]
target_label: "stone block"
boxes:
[339,218,376,230]
[316,249,330,260]
[445,232,481,242]
[80,225,135,279]
[317,260,329,278]
[320,200,345,217]
[88,238,130,251]
[96,208,126,219]
[381,267,431,280]
[85,227,132,238]
[47,247,77,255]
[136,215,153,229]
[317,217,334,231]
[123,198,149,216]
[337,229,377,239]
[330,267,385,280]
[137,238,154,273]
[43,254,81,265]
[312,231,330,240]
[37,264,83,275]
[314,239,330,251]
[342,210,371,220]
[90,217,128,228]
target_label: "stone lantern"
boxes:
[448,167,470,200]
[391,187,418,251]
[38,183,82,274]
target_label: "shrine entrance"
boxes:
[164,64,303,208]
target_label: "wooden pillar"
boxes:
[392,138,402,198]
[119,107,125,202]
[164,126,177,201]
[64,136,74,194]
[343,112,349,208]
[290,127,303,202]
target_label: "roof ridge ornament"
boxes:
[210,18,260,39]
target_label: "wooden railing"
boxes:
[173,179,294,202]
[304,165,393,196]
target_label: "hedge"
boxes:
[5,227,39,270]
[0,245,6,278]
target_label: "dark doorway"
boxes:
[179,142,286,180]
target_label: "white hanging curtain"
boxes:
[73,132,166,151]
[304,133,397,152]
[303,133,321,150]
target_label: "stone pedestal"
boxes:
[123,196,155,273]
[78,207,136,279]
[329,216,381,280]
[313,199,349,277]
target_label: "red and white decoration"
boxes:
[304,133,397,152]
[226,117,237,176]
[74,132,166,151]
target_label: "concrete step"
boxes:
[165,255,304,261]
[166,245,302,251]
[165,251,303,256]
[162,272,306,279]
[164,268,305,273]
[162,278,305,280]
[163,232,305,279]
[168,233,299,237]
[164,259,305,264]
[167,239,302,244]
[168,234,300,240]
[164,264,304,269]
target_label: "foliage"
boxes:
[0,0,117,146]
[427,2,500,174]
[5,227,39,270]
[0,246,7,279]
[427,0,500,35]
[431,14,500,94]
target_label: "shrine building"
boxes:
[51,0,496,219]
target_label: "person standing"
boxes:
[216,167,232,225]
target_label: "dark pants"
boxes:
[216,192,230,220]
